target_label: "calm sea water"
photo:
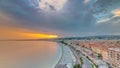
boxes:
[0,41,62,68]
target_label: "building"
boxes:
[71,40,120,68]
[108,48,120,68]
[101,45,109,62]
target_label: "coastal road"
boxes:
[81,56,92,68]
[78,46,93,68]
[69,45,93,68]
[69,46,81,64]
[69,46,92,68]
[70,45,92,68]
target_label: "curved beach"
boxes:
[55,43,64,68]
[55,43,76,68]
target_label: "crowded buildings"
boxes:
[70,40,120,68]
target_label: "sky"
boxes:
[0,0,120,39]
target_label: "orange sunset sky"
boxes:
[0,26,58,39]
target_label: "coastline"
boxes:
[55,43,76,68]
[55,43,64,68]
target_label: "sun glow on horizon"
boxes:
[20,33,58,39]
[0,26,58,39]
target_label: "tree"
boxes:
[73,64,81,68]
[80,57,83,64]
[98,54,102,59]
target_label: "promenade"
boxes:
[55,43,76,68]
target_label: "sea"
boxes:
[0,41,62,68]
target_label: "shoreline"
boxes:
[55,43,76,68]
[55,43,64,68]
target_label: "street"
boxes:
[69,46,81,64]
[82,56,92,68]
[69,45,93,68]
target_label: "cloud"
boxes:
[97,18,111,23]
[83,0,90,4]
[96,9,120,24]
[38,0,67,12]
[92,0,120,24]
[0,0,99,37]
[112,9,120,17]
[0,0,120,37]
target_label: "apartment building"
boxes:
[108,48,120,68]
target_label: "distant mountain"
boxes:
[55,35,120,41]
